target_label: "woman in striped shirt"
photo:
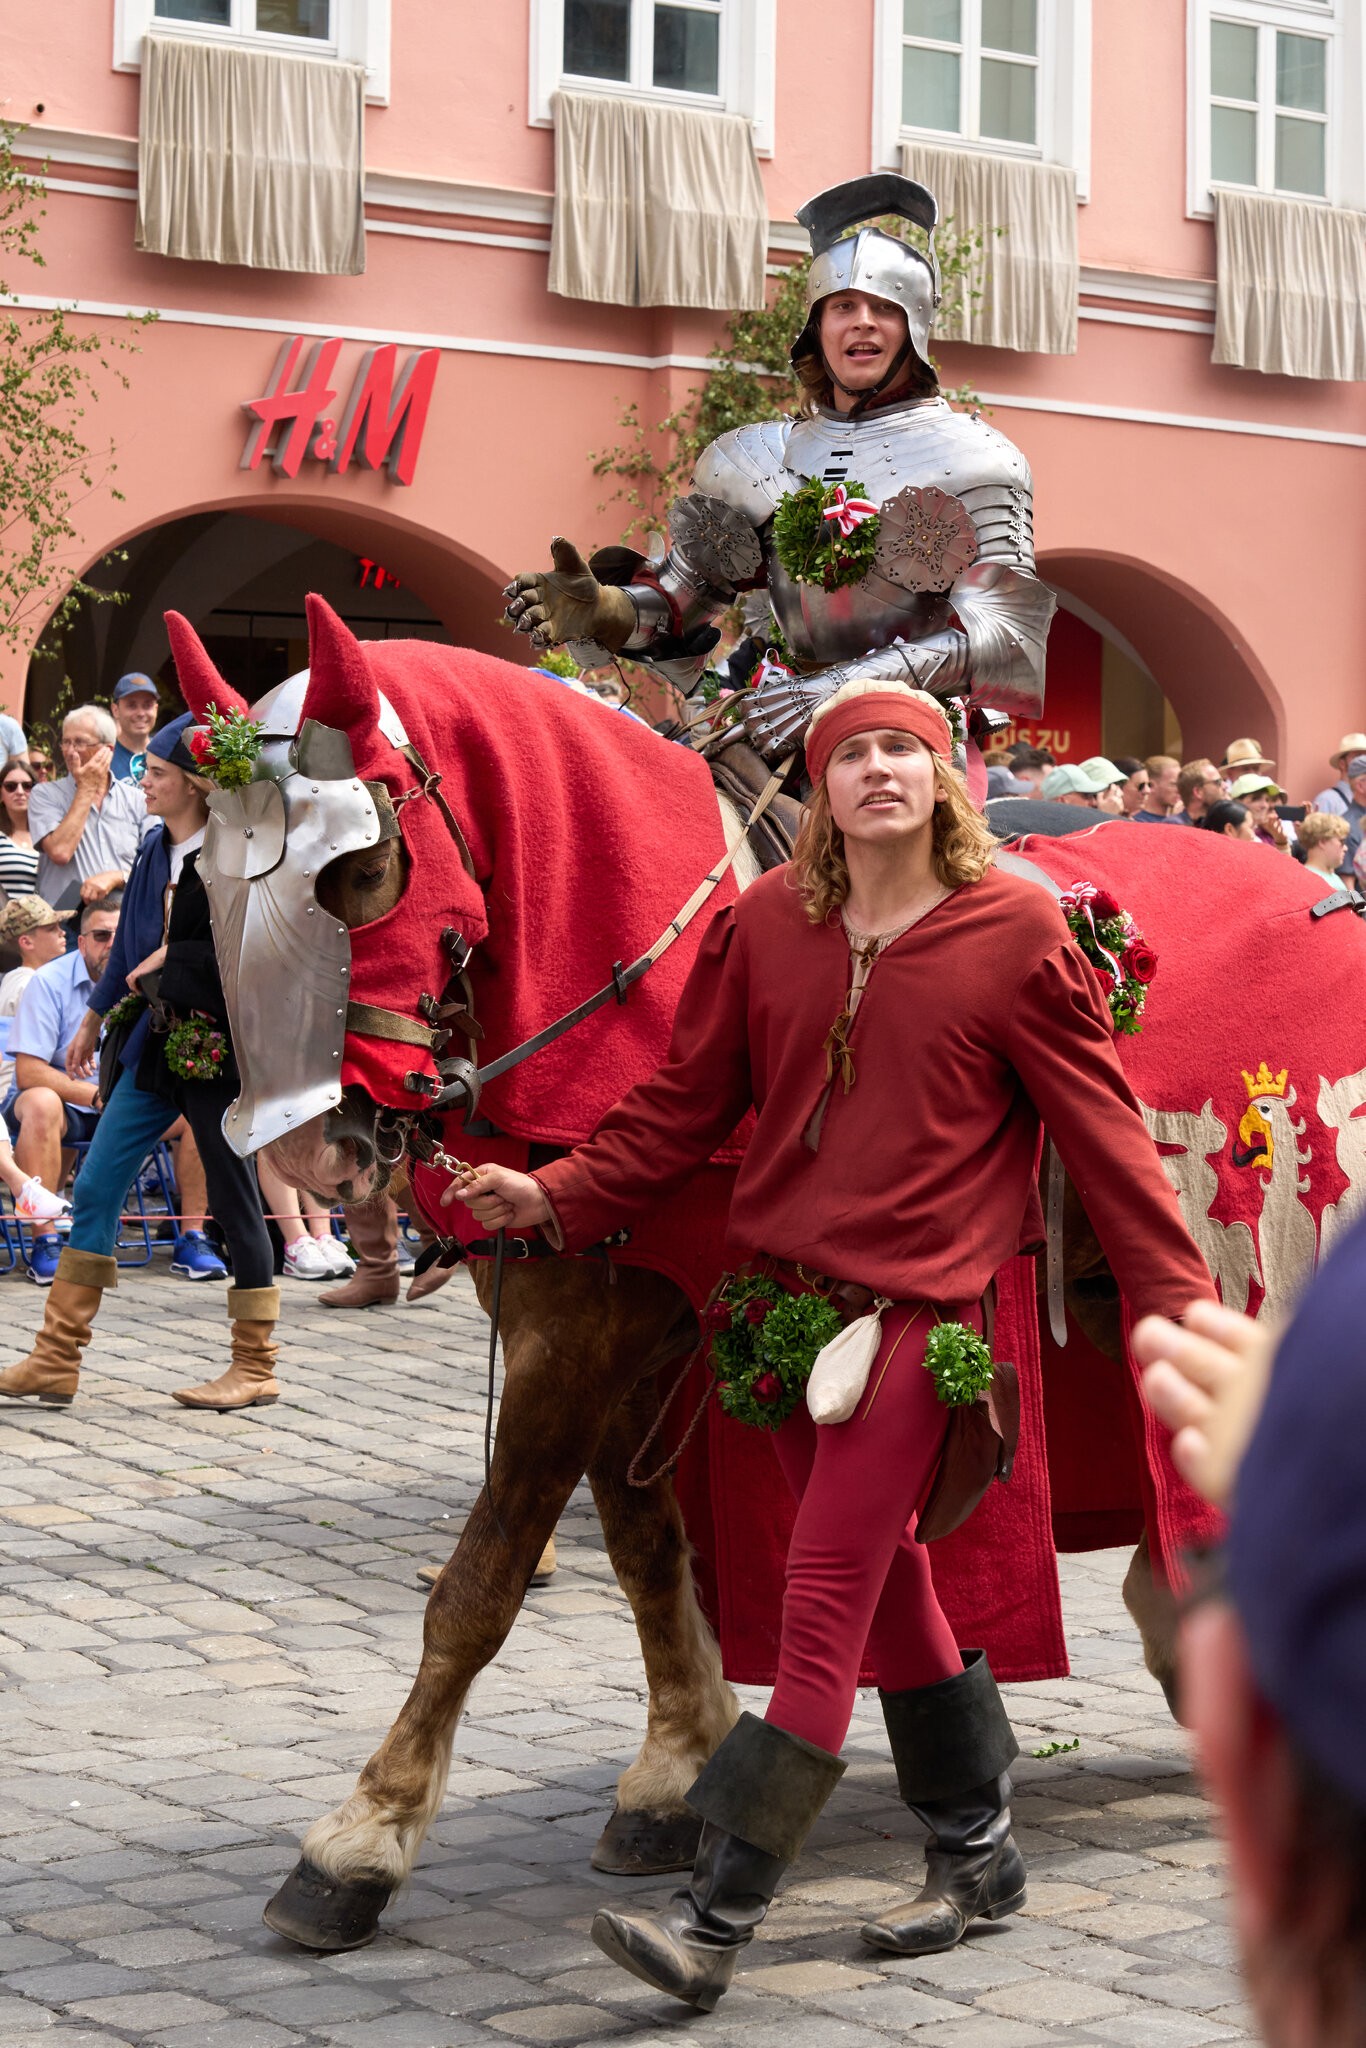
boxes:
[0,756,39,899]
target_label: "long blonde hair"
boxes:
[790,757,997,924]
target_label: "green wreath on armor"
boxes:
[772,476,881,593]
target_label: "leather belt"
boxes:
[752,1253,877,1322]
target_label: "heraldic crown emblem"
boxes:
[1243,1062,1290,1099]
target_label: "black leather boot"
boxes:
[861,1650,1026,1957]
[591,1711,845,2011]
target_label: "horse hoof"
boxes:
[262,1857,391,1951]
[591,1806,703,1875]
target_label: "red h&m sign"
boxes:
[241,337,439,487]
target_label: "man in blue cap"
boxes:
[1134,1232,1366,2048]
[109,674,159,782]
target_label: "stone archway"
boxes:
[1039,549,1283,769]
[21,495,529,726]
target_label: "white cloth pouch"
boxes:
[805,1296,894,1425]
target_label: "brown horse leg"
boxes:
[1122,1530,1181,1716]
[585,1376,739,1875]
[265,1303,618,1947]
[263,1260,701,1949]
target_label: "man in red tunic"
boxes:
[453,682,1213,2012]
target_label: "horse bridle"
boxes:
[351,749,796,1172]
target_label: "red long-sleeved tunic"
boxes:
[535,863,1213,1319]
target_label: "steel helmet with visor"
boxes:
[789,173,942,410]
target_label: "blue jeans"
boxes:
[66,1076,182,1259]
[66,1073,272,1289]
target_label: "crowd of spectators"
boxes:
[985,729,1366,889]
[0,678,359,1293]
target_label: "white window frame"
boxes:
[1188,0,1366,214]
[113,0,391,104]
[529,0,777,156]
[872,0,1091,200]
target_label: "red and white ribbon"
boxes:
[1059,882,1125,987]
[821,484,879,539]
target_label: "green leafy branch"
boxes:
[0,122,154,659]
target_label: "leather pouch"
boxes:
[916,1361,1020,1544]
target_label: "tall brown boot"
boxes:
[174,1286,280,1410]
[0,1248,117,1406]
[319,1199,399,1309]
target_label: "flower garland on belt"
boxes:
[772,477,881,592]
[1058,882,1156,1036]
[702,1274,996,1430]
[164,1015,229,1082]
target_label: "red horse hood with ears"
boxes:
[166,598,734,1136]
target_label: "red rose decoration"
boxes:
[1089,889,1120,920]
[752,1372,781,1404]
[744,1298,773,1325]
[703,1301,733,1334]
[1124,939,1158,985]
[188,728,213,764]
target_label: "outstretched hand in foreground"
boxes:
[1131,1299,1275,1512]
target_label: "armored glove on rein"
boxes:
[740,634,964,764]
[503,537,637,656]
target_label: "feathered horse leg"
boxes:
[586,1370,739,1874]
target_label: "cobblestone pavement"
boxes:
[0,1265,1251,2048]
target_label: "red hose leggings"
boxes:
[764,1300,969,1754]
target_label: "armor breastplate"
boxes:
[694,401,1037,670]
[764,550,954,668]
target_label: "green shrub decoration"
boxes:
[924,1321,995,1407]
[772,476,880,593]
[706,1273,844,1431]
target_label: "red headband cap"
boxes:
[805,686,952,784]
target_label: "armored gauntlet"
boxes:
[503,538,638,655]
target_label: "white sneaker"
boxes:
[16,1176,71,1224]
[283,1234,336,1281]
[314,1232,356,1278]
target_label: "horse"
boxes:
[166,598,1366,1954]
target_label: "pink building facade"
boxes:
[6,0,1365,796]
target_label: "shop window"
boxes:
[872,0,1091,196]
[1188,0,1360,211]
[530,0,776,152]
[113,0,389,100]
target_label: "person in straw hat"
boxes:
[1219,737,1276,780]
[1313,734,1366,819]
[445,681,1213,2013]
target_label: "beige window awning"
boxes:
[136,31,365,275]
[901,143,1077,355]
[1213,188,1366,381]
[549,89,766,311]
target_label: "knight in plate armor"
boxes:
[504,172,1056,765]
